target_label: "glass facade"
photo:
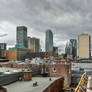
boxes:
[65,39,77,57]
[17,26,28,48]
[45,29,53,52]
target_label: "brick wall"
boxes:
[48,64,71,86]
[6,50,17,61]
[43,77,64,92]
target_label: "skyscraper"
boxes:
[28,37,40,52]
[70,39,77,57]
[0,43,7,57]
[53,47,58,54]
[65,40,72,55]
[78,33,91,58]
[65,39,77,58]
[16,26,28,48]
[45,29,53,52]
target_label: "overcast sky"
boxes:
[0,0,92,53]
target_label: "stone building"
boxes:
[78,34,91,58]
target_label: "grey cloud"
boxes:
[0,0,92,53]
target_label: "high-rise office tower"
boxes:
[0,43,7,57]
[65,39,77,58]
[70,39,77,57]
[45,29,53,52]
[16,26,28,48]
[65,40,72,55]
[53,47,58,54]
[78,33,91,58]
[28,37,40,52]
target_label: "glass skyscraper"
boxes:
[16,26,28,48]
[70,39,77,57]
[45,29,53,52]
[65,39,77,58]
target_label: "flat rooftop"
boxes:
[5,77,60,92]
[0,67,21,73]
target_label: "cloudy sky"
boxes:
[0,0,92,53]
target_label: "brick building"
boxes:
[48,64,71,86]
[25,52,58,59]
[6,48,31,61]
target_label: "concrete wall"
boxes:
[72,63,92,69]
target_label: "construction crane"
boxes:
[75,72,88,92]
[0,34,8,37]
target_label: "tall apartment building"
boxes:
[16,26,28,48]
[78,34,91,58]
[28,37,40,52]
[45,29,53,52]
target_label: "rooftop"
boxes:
[5,77,60,92]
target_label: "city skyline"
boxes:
[1,0,92,53]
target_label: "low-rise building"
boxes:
[48,64,71,86]
[25,52,58,59]
[5,77,64,92]
[6,48,31,61]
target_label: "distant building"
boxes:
[16,26,28,48]
[22,52,58,59]
[0,43,7,50]
[70,39,77,57]
[78,33,91,58]
[28,37,40,52]
[45,29,53,52]
[6,48,31,61]
[65,39,77,58]
[53,47,58,54]
[65,41,72,55]
[0,43,7,57]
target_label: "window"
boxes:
[52,68,56,72]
